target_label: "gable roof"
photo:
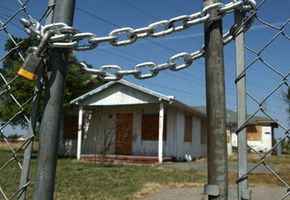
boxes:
[70,79,206,117]
[70,79,173,104]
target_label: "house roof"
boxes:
[70,79,206,117]
[193,106,278,126]
[71,79,172,104]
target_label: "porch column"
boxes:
[77,106,83,160]
[158,102,164,163]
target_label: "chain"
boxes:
[20,0,256,81]
[78,50,197,81]
[76,18,251,82]
[21,0,256,50]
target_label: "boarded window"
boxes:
[184,115,192,142]
[63,116,78,139]
[141,113,167,141]
[200,119,207,144]
[226,130,231,143]
[247,125,261,141]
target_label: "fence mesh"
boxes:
[235,0,289,199]
[0,1,49,199]
[0,0,289,199]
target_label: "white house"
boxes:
[67,80,208,162]
[194,107,278,153]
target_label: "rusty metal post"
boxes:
[203,0,228,199]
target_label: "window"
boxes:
[141,113,167,141]
[246,125,261,141]
[184,115,192,142]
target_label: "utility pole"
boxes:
[32,0,76,199]
[203,0,228,199]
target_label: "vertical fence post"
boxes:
[77,106,83,160]
[18,1,55,199]
[158,102,164,163]
[235,11,250,200]
[18,66,43,200]
[32,0,76,199]
[203,0,228,199]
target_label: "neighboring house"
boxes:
[65,80,208,162]
[194,107,278,153]
[17,135,28,141]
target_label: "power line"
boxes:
[76,7,120,28]
[119,0,158,21]
[75,4,286,111]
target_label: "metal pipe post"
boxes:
[19,1,55,199]
[18,67,43,200]
[235,11,250,200]
[203,0,228,199]
[32,0,75,199]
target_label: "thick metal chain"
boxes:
[20,0,256,81]
[77,18,255,82]
[21,0,256,50]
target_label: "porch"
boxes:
[80,154,174,164]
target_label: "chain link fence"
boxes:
[0,1,50,199]
[0,0,289,199]
[235,0,289,199]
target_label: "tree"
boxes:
[286,87,290,116]
[0,37,97,127]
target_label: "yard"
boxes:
[0,150,205,200]
[0,149,289,200]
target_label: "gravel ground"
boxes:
[142,161,289,200]
[142,187,290,200]
[162,161,274,173]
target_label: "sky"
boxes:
[0,0,289,138]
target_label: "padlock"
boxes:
[18,54,43,80]
[18,31,52,80]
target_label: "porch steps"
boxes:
[80,154,174,164]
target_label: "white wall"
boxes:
[81,104,206,159]
[248,125,272,153]
[82,108,116,155]
[175,111,206,160]
[231,125,273,153]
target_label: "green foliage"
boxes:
[0,37,97,127]
[7,134,18,140]
[0,37,36,127]
[281,139,290,154]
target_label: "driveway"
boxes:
[141,161,288,200]
[162,161,275,173]
[142,187,289,200]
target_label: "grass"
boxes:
[0,150,205,200]
[0,149,289,200]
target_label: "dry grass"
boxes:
[0,140,38,151]
[0,148,289,199]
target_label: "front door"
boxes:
[115,113,133,155]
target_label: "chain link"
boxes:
[20,0,256,81]
[21,0,256,50]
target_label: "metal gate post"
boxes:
[18,1,55,199]
[203,0,228,199]
[235,11,250,200]
[32,0,76,199]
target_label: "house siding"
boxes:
[80,104,206,159]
